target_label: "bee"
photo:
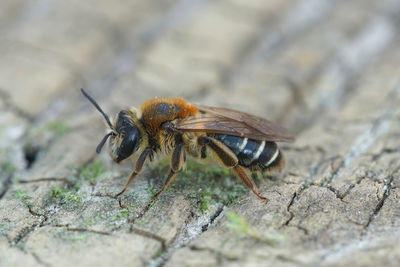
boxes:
[81,89,294,201]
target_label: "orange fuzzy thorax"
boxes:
[139,98,198,136]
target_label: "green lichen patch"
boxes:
[147,185,156,197]
[15,189,34,208]
[1,162,16,173]
[51,186,66,198]
[152,158,247,213]
[185,159,230,177]
[110,209,130,222]
[31,120,70,138]
[44,121,70,137]
[49,185,84,208]
[71,233,89,241]
[225,211,284,244]
[198,195,212,214]
[107,206,138,228]
[81,160,106,185]
[63,193,83,204]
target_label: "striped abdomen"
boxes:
[210,134,283,171]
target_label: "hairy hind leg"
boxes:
[232,166,268,201]
[198,136,268,201]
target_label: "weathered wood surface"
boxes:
[1,0,400,266]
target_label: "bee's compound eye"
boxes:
[116,126,141,163]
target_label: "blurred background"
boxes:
[1,0,399,127]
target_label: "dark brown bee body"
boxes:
[209,134,282,171]
[81,88,293,201]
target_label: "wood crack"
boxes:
[0,89,33,121]
[11,208,49,246]
[18,177,70,184]
[364,168,397,230]
[31,252,51,267]
[188,245,239,262]
[130,226,167,251]
[0,172,13,200]
[149,204,226,267]
[281,192,297,227]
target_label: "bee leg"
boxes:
[198,136,269,202]
[233,165,269,201]
[115,148,151,197]
[153,143,185,199]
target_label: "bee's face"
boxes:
[81,89,142,163]
[108,110,141,163]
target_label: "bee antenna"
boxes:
[96,132,113,153]
[80,88,113,129]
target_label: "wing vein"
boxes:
[175,105,294,142]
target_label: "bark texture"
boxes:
[1,1,400,266]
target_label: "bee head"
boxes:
[80,89,141,163]
[108,110,141,163]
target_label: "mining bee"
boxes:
[81,89,294,201]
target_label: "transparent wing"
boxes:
[175,105,294,142]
